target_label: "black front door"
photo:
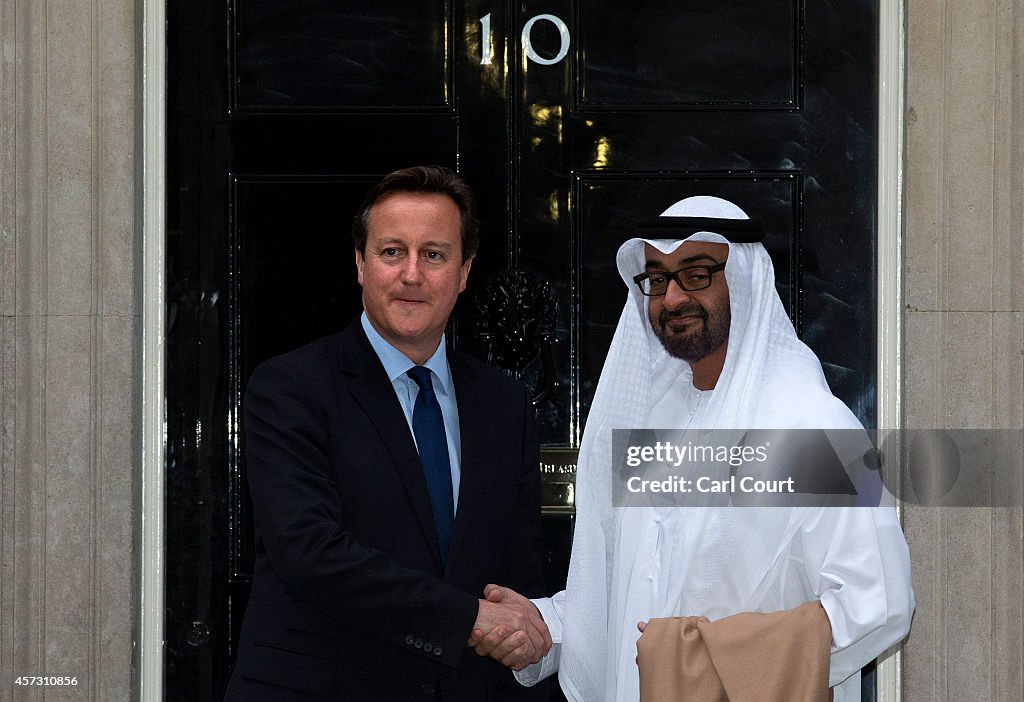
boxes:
[166,1,879,698]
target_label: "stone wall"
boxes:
[903,0,1024,698]
[0,0,137,699]
[2,0,1024,699]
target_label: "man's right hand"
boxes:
[468,584,551,670]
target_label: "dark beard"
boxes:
[652,303,731,362]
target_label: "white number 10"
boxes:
[479,12,571,66]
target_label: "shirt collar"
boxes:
[360,312,453,395]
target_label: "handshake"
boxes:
[468,584,552,671]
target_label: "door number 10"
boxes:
[479,13,571,66]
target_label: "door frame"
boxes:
[138,1,908,698]
[139,0,166,697]
[875,0,907,697]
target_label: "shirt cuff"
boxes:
[513,595,564,687]
[533,595,563,643]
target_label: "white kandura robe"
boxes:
[519,379,913,702]
[515,208,914,702]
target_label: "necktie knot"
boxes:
[407,366,434,393]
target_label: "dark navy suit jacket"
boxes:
[223,320,548,701]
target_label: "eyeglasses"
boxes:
[632,262,726,296]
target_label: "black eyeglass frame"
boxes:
[632,262,727,296]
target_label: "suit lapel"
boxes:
[337,323,443,570]
[445,351,489,572]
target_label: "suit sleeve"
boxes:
[243,356,479,668]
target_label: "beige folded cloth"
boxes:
[636,600,832,702]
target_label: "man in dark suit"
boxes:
[224,166,551,701]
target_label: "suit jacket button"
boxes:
[433,646,443,656]
[421,683,436,695]
[404,634,415,646]
[414,638,424,649]
[423,642,433,653]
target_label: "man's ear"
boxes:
[355,248,365,287]
[459,256,474,293]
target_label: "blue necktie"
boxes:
[407,366,454,564]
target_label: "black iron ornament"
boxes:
[474,269,557,404]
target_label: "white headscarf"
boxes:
[556,196,910,701]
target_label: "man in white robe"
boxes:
[470,195,914,702]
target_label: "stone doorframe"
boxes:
[136,0,907,698]
[139,0,166,698]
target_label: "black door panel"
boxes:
[167,1,878,698]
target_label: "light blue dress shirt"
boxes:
[360,312,462,512]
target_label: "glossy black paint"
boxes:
[578,0,799,107]
[233,0,452,110]
[167,0,879,699]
